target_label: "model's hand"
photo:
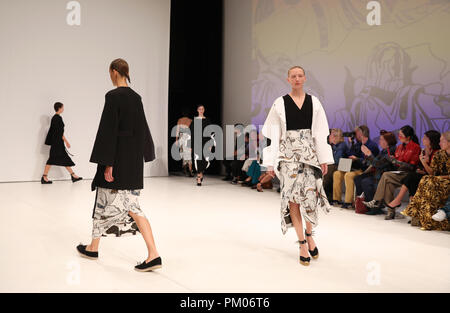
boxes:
[104,166,114,182]
[349,155,358,160]
[321,163,328,176]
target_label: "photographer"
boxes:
[332,125,379,208]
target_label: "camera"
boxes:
[343,131,356,138]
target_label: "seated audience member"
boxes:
[223,124,244,181]
[241,130,260,187]
[355,130,397,215]
[401,131,450,231]
[432,195,450,222]
[333,125,380,208]
[324,128,349,201]
[386,130,441,210]
[364,125,421,220]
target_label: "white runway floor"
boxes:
[1,176,449,292]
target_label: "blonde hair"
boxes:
[288,66,306,77]
[331,128,344,143]
[444,131,450,142]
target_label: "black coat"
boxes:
[45,114,75,166]
[90,87,155,191]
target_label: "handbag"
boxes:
[355,192,368,214]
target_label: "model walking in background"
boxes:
[42,102,82,184]
[76,58,161,272]
[262,66,334,266]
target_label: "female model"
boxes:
[76,58,161,272]
[189,105,215,186]
[261,66,334,266]
[42,102,82,184]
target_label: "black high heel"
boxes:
[71,173,83,183]
[197,175,203,186]
[305,231,319,259]
[41,174,52,184]
[297,240,311,266]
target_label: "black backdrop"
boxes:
[168,0,224,174]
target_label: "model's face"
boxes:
[379,136,388,149]
[197,106,205,116]
[287,68,306,89]
[440,135,449,150]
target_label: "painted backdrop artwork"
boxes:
[252,0,450,138]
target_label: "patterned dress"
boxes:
[276,130,331,234]
[402,150,450,231]
[92,188,146,238]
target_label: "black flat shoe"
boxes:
[305,231,319,259]
[71,174,83,183]
[297,240,311,266]
[41,175,52,184]
[135,257,162,272]
[76,244,98,260]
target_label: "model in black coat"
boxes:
[90,87,155,191]
[78,58,161,272]
[42,103,82,184]
[189,105,215,186]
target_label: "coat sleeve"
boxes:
[313,98,334,165]
[89,93,119,166]
[142,103,156,163]
[261,101,281,169]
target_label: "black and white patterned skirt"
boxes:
[91,187,146,238]
[276,129,331,234]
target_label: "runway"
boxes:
[1,176,449,292]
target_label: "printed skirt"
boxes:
[91,187,146,238]
[276,129,331,234]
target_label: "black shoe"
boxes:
[135,257,162,272]
[197,175,203,186]
[297,240,311,266]
[305,231,319,259]
[41,175,52,184]
[231,179,238,185]
[341,202,352,209]
[76,244,98,260]
[71,174,83,183]
[365,207,384,215]
[222,176,233,181]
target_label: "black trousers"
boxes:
[401,171,424,197]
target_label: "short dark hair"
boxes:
[357,125,370,138]
[54,102,63,112]
[381,132,397,147]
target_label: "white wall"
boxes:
[223,0,253,127]
[0,0,170,182]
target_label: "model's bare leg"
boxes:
[43,165,51,181]
[86,238,100,252]
[65,166,80,179]
[129,211,160,262]
[305,221,316,251]
[388,185,408,207]
[289,201,309,258]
